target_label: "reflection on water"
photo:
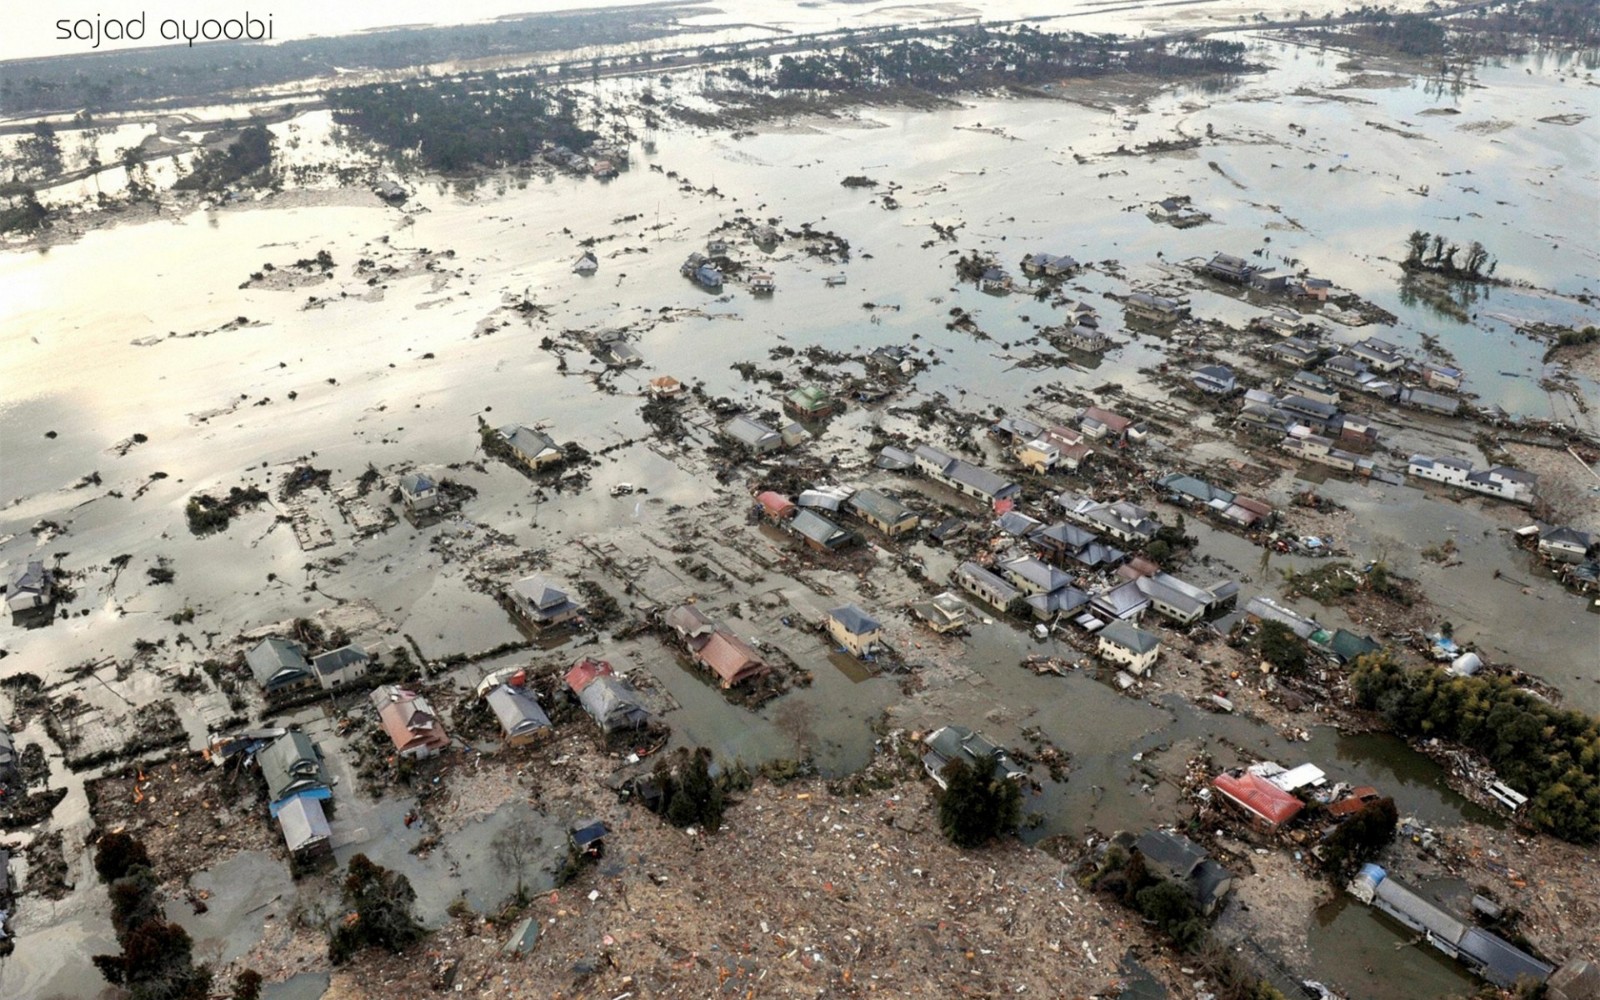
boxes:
[1310,895,1478,1000]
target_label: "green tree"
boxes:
[231,969,264,1000]
[937,754,1023,849]
[1320,796,1398,878]
[664,747,725,832]
[1254,619,1308,677]
[94,830,154,883]
[1404,230,1430,267]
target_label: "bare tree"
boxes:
[491,823,543,904]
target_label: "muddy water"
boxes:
[1309,893,1479,1000]
[2,37,1596,1000]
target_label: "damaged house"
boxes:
[565,658,651,733]
[371,685,451,759]
[1133,829,1234,916]
[955,561,1021,611]
[5,560,54,614]
[663,604,770,688]
[921,725,1026,790]
[505,575,583,631]
[247,637,317,700]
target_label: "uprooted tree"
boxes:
[328,854,428,963]
[91,831,212,1000]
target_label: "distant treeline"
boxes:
[1328,0,1600,57]
[172,124,274,192]
[754,26,1255,93]
[1350,655,1600,844]
[0,4,695,116]
[329,76,597,172]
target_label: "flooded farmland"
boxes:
[2,7,1598,1000]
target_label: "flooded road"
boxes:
[2,31,1597,1000]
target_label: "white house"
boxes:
[1538,526,1595,564]
[5,561,52,613]
[1097,620,1162,675]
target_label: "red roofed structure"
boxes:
[756,491,798,520]
[1212,772,1304,830]
[565,657,614,695]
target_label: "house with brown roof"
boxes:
[371,685,451,759]
[695,631,769,687]
[662,604,769,688]
[648,375,685,398]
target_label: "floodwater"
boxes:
[2,33,1597,1000]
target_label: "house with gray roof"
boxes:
[1026,586,1090,620]
[1203,252,1256,284]
[1134,829,1234,915]
[955,561,1020,611]
[311,644,370,691]
[1243,595,1320,640]
[1191,364,1238,395]
[921,725,1026,790]
[1539,526,1596,564]
[1136,573,1223,625]
[914,444,1020,507]
[577,675,651,734]
[247,637,316,698]
[1349,337,1405,372]
[1124,292,1190,323]
[827,604,883,658]
[5,560,53,613]
[1266,338,1321,367]
[847,488,919,537]
[790,509,854,552]
[723,414,783,455]
[1097,620,1162,675]
[486,685,553,746]
[256,731,327,805]
[1090,579,1152,623]
[497,424,564,468]
[1059,494,1159,545]
[1000,556,1074,596]
[277,794,332,862]
[506,575,583,630]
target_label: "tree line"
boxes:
[329,76,598,173]
[1350,654,1600,843]
[763,26,1255,94]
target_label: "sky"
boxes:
[2,0,668,62]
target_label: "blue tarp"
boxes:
[268,786,331,819]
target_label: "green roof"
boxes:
[786,386,831,412]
